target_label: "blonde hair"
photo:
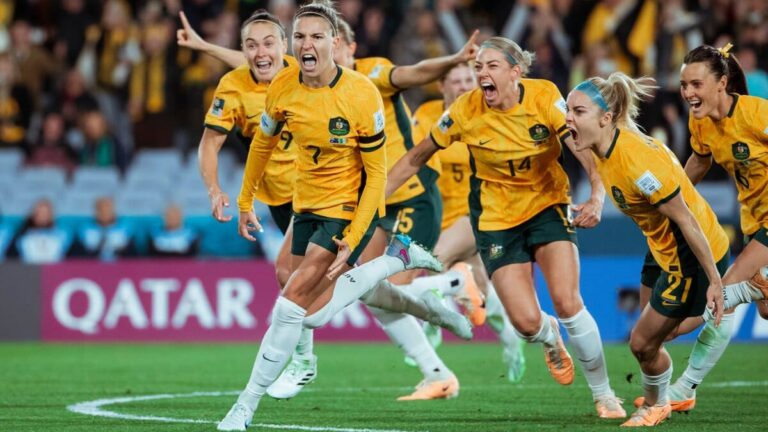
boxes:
[583,72,656,136]
[479,37,535,75]
[337,18,355,45]
[294,0,339,36]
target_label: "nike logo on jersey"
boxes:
[478,139,492,146]
[246,114,259,119]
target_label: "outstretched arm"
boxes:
[684,152,713,185]
[389,30,479,89]
[177,11,246,69]
[387,136,441,198]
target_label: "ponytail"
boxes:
[580,72,657,136]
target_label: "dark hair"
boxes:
[241,9,285,39]
[683,45,748,95]
[294,0,339,36]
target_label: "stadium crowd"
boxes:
[0,0,766,262]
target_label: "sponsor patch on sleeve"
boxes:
[374,109,385,133]
[764,126,768,135]
[210,97,225,118]
[554,98,567,115]
[260,112,278,136]
[368,65,383,79]
[635,170,662,196]
[438,111,454,133]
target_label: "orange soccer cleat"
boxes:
[451,262,486,326]
[621,404,672,427]
[543,317,574,385]
[397,375,460,401]
[595,395,627,419]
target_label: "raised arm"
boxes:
[177,11,246,69]
[684,152,713,185]
[657,192,724,323]
[389,30,479,89]
[197,128,230,222]
[387,136,441,197]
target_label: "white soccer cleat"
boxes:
[386,234,443,273]
[421,290,473,340]
[217,402,253,431]
[266,355,317,399]
[502,343,526,384]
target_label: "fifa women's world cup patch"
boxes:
[635,171,662,197]
[210,97,225,117]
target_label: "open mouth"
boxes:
[688,99,702,113]
[567,126,579,143]
[301,54,317,68]
[480,82,497,100]
[255,60,272,72]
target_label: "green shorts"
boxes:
[378,182,442,249]
[640,250,662,288]
[268,202,293,235]
[745,226,768,248]
[475,204,577,277]
[291,212,377,266]
[649,252,730,318]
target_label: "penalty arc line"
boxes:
[67,390,422,432]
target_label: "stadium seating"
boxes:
[0,148,24,172]
[71,167,121,196]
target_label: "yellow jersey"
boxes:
[596,128,729,276]
[413,99,470,230]
[430,79,571,231]
[689,94,768,236]
[205,57,298,206]
[237,65,387,251]
[355,57,440,205]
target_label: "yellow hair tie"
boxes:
[718,42,733,59]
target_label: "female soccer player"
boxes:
[411,61,526,383]
[216,3,470,430]
[634,44,768,412]
[387,36,626,419]
[564,72,730,426]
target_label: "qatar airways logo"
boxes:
[51,278,257,334]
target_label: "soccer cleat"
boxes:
[386,234,443,273]
[748,266,768,299]
[397,374,460,401]
[542,317,574,385]
[595,394,627,419]
[266,355,317,399]
[421,290,473,340]
[451,262,486,326]
[620,404,672,427]
[502,343,526,384]
[633,386,696,412]
[217,402,253,431]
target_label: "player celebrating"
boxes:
[216,2,471,430]
[410,61,525,383]
[387,36,625,418]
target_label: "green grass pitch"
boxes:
[1,342,766,431]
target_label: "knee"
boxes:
[509,311,542,337]
[551,291,583,318]
[275,265,291,289]
[628,329,657,363]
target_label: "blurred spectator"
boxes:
[0,51,33,147]
[129,19,181,148]
[582,0,657,77]
[53,0,97,67]
[25,111,77,174]
[738,45,768,99]
[76,110,126,171]
[72,196,136,260]
[148,204,199,257]
[53,69,100,141]
[6,199,74,263]
[9,19,61,108]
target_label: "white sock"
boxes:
[359,280,432,321]
[401,271,464,297]
[294,328,314,359]
[238,297,306,411]
[677,313,734,396]
[303,255,407,328]
[485,284,505,317]
[642,365,673,406]
[517,313,558,347]
[722,281,763,310]
[370,307,452,381]
[483,286,521,351]
[559,308,612,399]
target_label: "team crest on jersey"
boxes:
[732,142,750,161]
[211,97,225,117]
[329,117,350,136]
[489,244,504,259]
[611,186,629,209]
[529,124,550,143]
